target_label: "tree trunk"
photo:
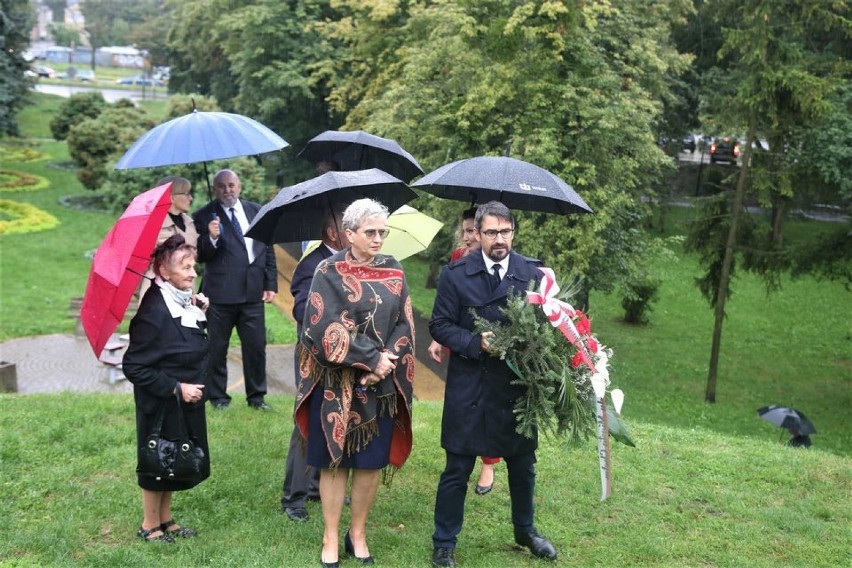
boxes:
[706,123,757,403]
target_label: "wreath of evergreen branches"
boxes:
[472,283,607,444]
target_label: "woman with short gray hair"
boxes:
[295,198,415,566]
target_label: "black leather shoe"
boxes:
[211,400,230,410]
[432,547,456,567]
[320,561,339,568]
[249,400,272,411]
[282,506,308,522]
[474,483,492,495]
[514,528,557,560]
[344,530,375,564]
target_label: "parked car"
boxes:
[31,65,56,78]
[682,134,697,153]
[56,68,96,82]
[710,136,740,164]
[116,74,163,87]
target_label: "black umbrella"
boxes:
[412,156,593,215]
[297,130,424,183]
[245,168,417,244]
[757,405,817,435]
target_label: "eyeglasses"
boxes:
[173,192,193,197]
[361,228,390,239]
[481,228,514,240]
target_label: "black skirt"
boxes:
[135,396,210,491]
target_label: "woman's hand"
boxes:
[481,331,496,354]
[374,351,399,378]
[360,372,382,387]
[179,382,205,403]
[193,293,210,312]
[427,340,444,363]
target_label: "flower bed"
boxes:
[0,200,59,235]
[0,170,50,193]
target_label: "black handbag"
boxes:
[137,391,206,482]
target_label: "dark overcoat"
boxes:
[122,285,210,490]
[429,250,542,457]
[192,199,278,304]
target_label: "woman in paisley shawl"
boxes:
[295,198,415,567]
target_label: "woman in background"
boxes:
[138,176,199,299]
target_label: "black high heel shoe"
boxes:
[319,561,339,568]
[344,530,375,565]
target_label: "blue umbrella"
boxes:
[412,156,593,216]
[114,109,288,198]
[114,110,288,170]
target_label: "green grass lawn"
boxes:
[1,92,850,566]
[0,395,849,567]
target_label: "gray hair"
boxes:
[342,198,389,232]
[475,201,514,230]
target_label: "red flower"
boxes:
[574,315,591,336]
[571,351,584,368]
[586,337,599,353]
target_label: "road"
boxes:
[33,83,167,103]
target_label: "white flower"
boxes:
[611,389,625,415]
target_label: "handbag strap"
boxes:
[172,389,191,441]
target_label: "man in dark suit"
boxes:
[192,169,278,410]
[280,208,344,522]
[429,201,557,567]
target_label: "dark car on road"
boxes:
[710,136,740,164]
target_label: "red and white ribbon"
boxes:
[526,267,596,370]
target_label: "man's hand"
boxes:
[208,216,221,239]
[427,340,444,363]
[481,331,496,354]
[262,290,276,303]
[179,382,205,403]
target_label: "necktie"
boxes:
[490,264,502,291]
[229,207,244,241]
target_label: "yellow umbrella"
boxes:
[304,205,443,261]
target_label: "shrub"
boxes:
[621,275,661,325]
[49,92,108,141]
[66,106,155,190]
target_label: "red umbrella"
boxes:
[80,182,172,357]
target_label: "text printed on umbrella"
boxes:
[518,182,549,192]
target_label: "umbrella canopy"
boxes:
[298,130,424,183]
[302,204,443,262]
[114,109,289,170]
[245,168,417,244]
[757,405,817,435]
[80,183,172,357]
[412,156,593,215]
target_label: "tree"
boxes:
[81,0,163,69]
[323,0,691,308]
[691,0,850,402]
[0,0,34,137]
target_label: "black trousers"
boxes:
[432,450,536,549]
[281,347,319,507]
[205,301,267,404]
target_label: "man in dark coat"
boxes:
[192,169,278,410]
[280,209,343,522]
[429,201,557,567]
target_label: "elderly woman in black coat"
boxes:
[123,234,210,543]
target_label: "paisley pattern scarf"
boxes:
[295,249,415,475]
